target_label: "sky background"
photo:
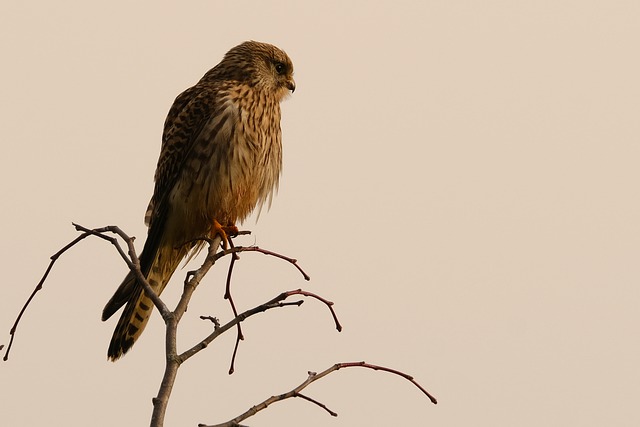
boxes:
[1,1,639,426]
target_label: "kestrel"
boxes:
[102,41,295,360]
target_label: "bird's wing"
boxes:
[102,85,221,321]
[145,85,201,227]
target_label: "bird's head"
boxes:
[220,41,295,100]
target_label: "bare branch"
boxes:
[224,238,243,375]
[199,316,221,329]
[295,392,338,417]
[333,362,438,404]
[152,235,322,427]
[7,222,435,427]
[4,224,139,361]
[72,224,171,318]
[71,224,135,269]
[4,223,184,362]
[228,245,311,281]
[218,237,319,374]
[199,362,437,427]
[179,289,330,364]
[204,239,311,281]
[285,289,342,332]
[151,235,223,427]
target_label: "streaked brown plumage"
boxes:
[102,41,295,360]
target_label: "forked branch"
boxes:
[199,361,437,427]
[5,223,436,427]
[180,289,340,364]
[3,224,153,361]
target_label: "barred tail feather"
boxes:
[107,283,154,360]
[104,242,189,361]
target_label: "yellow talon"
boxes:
[212,220,238,249]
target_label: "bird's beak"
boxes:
[286,79,296,93]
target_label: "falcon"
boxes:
[102,41,295,360]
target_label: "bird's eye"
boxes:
[274,62,286,75]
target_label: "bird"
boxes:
[101,41,295,361]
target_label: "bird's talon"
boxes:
[223,225,239,238]
[212,220,238,249]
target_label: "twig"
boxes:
[179,236,309,283]
[224,238,243,374]
[7,223,433,427]
[219,244,311,281]
[247,246,310,281]
[4,223,145,361]
[296,392,338,417]
[337,361,438,404]
[72,224,171,318]
[199,361,437,427]
[6,223,326,427]
[179,289,331,364]
[218,238,320,373]
[150,234,318,427]
[286,289,342,332]
[199,316,221,329]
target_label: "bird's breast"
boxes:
[172,94,282,235]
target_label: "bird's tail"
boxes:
[102,242,188,361]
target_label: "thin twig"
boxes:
[4,223,145,361]
[199,361,437,427]
[217,238,317,373]
[335,362,438,404]
[199,316,221,329]
[218,244,311,281]
[247,246,311,281]
[180,289,335,363]
[8,223,426,427]
[72,224,170,318]
[295,392,338,417]
[6,222,324,427]
[224,238,243,374]
[285,289,342,332]
[72,224,134,269]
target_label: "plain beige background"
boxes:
[1,1,639,426]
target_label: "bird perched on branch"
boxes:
[102,41,295,360]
